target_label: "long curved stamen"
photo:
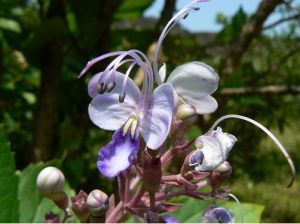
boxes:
[102,58,135,89]
[228,193,243,223]
[209,114,296,188]
[78,51,125,78]
[153,0,208,84]
[101,50,153,97]
[119,62,137,102]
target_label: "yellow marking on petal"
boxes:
[131,119,138,139]
[123,118,133,136]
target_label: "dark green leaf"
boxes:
[0,124,19,222]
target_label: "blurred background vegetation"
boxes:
[0,0,299,222]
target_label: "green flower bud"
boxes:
[36,166,65,198]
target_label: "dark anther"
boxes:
[96,83,103,93]
[106,82,116,92]
[193,7,200,11]
[119,93,125,103]
[96,83,107,94]
[183,13,189,19]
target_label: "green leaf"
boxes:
[18,162,79,223]
[0,124,19,222]
[219,201,265,223]
[115,0,153,20]
[166,196,264,223]
[18,162,47,222]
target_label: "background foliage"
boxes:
[0,0,299,222]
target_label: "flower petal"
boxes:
[167,61,219,97]
[88,72,141,130]
[194,135,226,171]
[140,83,174,149]
[158,63,167,83]
[88,71,141,99]
[183,95,218,114]
[97,127,139,178]
[89,95,136,130]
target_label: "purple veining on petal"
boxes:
[97,126,139,178]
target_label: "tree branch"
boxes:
[220,0,285,77]
[219,85,300,96]
[263,13,300,30]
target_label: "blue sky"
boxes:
[144,0,299,33]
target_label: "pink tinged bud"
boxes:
[175,103,196,120]
[44,212,60,223]
[71,190,89,222]
[210,161,232,190]
[87,190,109,218]
[215,161,232,175]
[142,158,162,194]
[53,191,68,210]
[36,166,65,198]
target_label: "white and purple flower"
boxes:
[80,50,175,177]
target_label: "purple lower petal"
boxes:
[97,126,139,178]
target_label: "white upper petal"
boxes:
[140,83,174,149]
[167,61,219,97]
[183,95,218,114]
[88,72,141,130]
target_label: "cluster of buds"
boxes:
[37,167,111,223]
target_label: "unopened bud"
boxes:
[44,212,60,223]
[36,166,65,198]
[175,104,196,120]
[87,190,109,217]
[53,191,68,210]
[71,190,89,222]
[202,205,235,223]
[215,161,232,175]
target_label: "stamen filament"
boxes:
[120,62,137,102]
[153,0,208,84]
[209,114,296,188]
[78,51,125,78]
[228,193,243,223]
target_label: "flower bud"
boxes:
[53,191,68,210]
[87,190,109,218]
[71,190,89,222]
[175,103,196,120]
[36,166,65,198]
[44,212,60,223]
[215,161,232,175]
[202,205,235,223]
